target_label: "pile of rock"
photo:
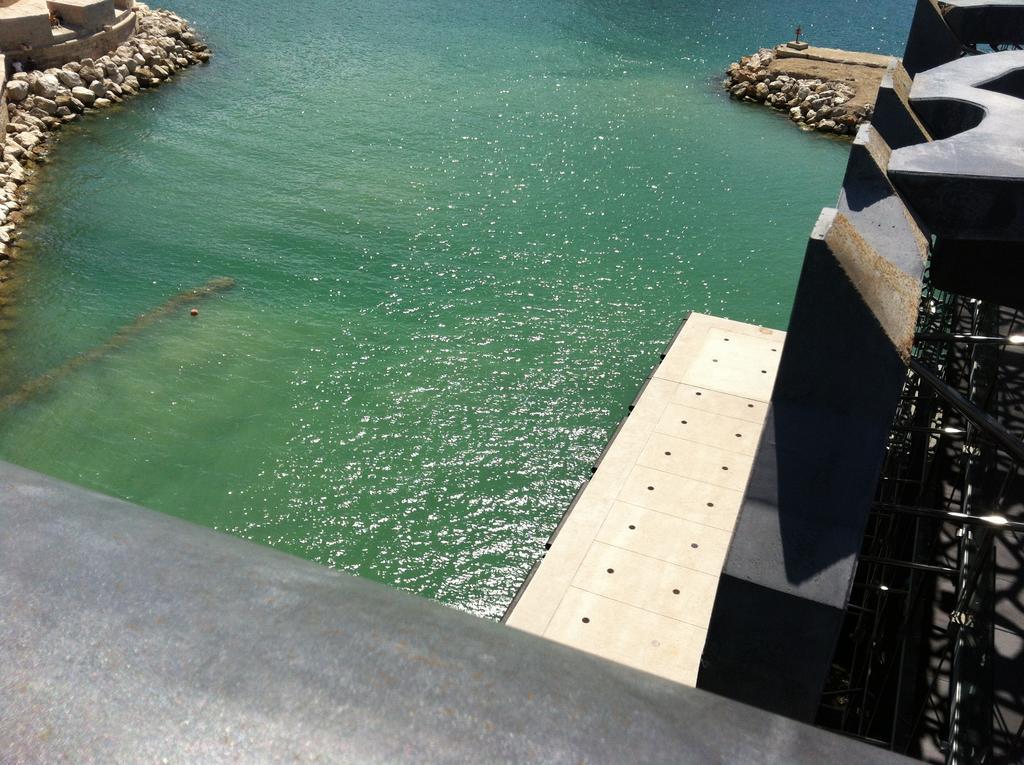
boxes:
[724,48,873,137]
[0,4,210,275]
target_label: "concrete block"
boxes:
[0,7,54,51]
[840,124,932,277]
[902,0,1024,77]
[47,0,117,35]
[871,59,932,150]
[697,202,926,721]
[889,51,1024,241]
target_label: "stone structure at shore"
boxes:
[0,0,139,71]
[0,4,210,281]
[724,44,889,137]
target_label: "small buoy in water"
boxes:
[190,308,199,317]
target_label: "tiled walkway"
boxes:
[506,312,785,684]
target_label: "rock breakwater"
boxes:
[724,47,875,137]
[0,4,211,281]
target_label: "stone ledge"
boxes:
[775,44,893,69]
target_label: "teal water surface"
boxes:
[0,0,912,617]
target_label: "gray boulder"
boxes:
[13,132,39,150]
[71,86,97,106]
[5,80,28,103]
[79,65,103,83]
[57,69,84,89]
[31,73,60,100]
[7,158,26,182]
[20,114,46,131]
[30,97,58,116]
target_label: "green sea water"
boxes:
[0,0,912,617]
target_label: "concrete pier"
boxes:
[506,312,784,684]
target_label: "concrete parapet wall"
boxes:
[5,9,136,71]
[49,0,116,35]
[0,460,907,764]
[0,9,55,51]
[0,55,6,143]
